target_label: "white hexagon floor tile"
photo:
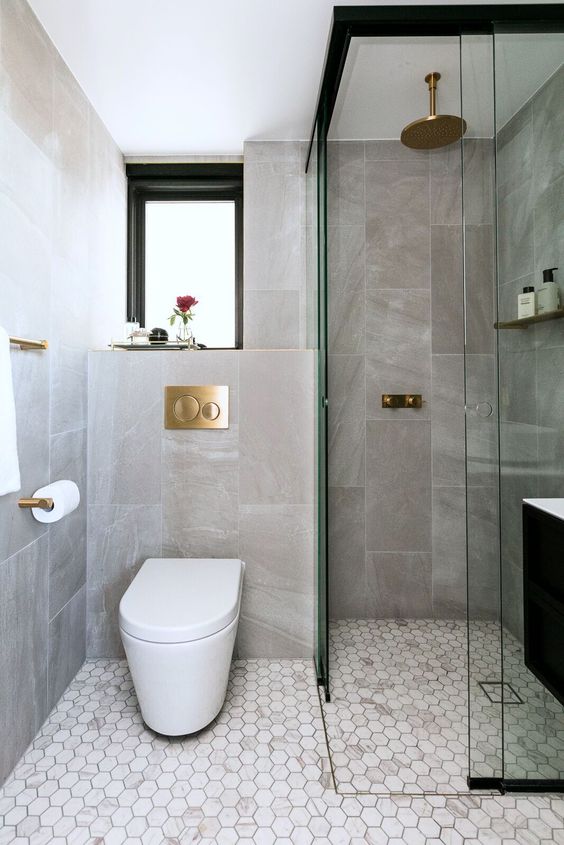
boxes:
[322,619,564,795]
[0,653,563,843]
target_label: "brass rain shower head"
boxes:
[400,72,467,150]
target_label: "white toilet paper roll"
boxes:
[31,480,80,523]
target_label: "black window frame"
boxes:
[126,163,243,349]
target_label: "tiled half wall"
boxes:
[87,350,315,659]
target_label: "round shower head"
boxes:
[400,72,467,150]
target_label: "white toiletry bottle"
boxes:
[536,267,560,314]
[518,286,536,319]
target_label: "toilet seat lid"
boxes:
[119,558,244,643]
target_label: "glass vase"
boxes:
[176,320,193,346]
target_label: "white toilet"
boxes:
[118,557,244,736]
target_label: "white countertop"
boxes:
[524,498,564,521]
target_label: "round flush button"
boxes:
[202,401,220,421]
[173,394,199,422]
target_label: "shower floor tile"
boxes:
[323,619,564,795]
[1,653,564,843]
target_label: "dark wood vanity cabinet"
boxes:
[523,503,564,706]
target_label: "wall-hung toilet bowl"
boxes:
[118,558,245,736]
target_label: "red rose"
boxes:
[176,295,198,312]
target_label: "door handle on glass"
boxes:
[468,401,493,418]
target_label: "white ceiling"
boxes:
[27,0,563,154]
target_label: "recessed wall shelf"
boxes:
[495,309,564,330]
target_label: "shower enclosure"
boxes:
[306,5,564,793]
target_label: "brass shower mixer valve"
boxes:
[382,393,423,409]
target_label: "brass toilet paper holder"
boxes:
[18,497,54,510]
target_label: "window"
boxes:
[127,164,243,348]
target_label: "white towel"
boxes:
[0,327,21,495]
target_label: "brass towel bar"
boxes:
[9,336,49,350]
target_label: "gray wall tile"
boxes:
[0,536,49,784]
[366,420,431,553]
[87,505,162,658]
[244,290,300,349]
[88,352,162,505]
[328,487,366,619]
[327,142,365,226]
[328,354,365,487]
[162,427,239,559]
[238,505,313,657]
[365,160,429,289]
[244,157,302,291]
[366,552,433,618]
[239,351,314,505]
[48,428,87,619]
[431,355,465,487]
[48,586,86,711]
[430,144,462,225]
[432,486,466,618]
[366,289,431,420]
[431,225,463,354]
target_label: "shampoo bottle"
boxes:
[536,267,560,314]
[518,286,536,319]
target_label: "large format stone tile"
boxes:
[431,354,465,487]
[0,535,49,784]
[0,111,55,238]
[532,64,564,197]
[464,224,495,355]
[87,505,162,657]
[0,344,50,563]
[328,354,365,487]
[465,353,498,487]
[496,103,533,202]
[328,486,366,619]
[365,159,429,289]
[243,290,300,349]
[239,351,314,505]
[430,144,462,225]
[364,139,426,162]
[48,585,86,711]
[365,289,431,419]
[238,504,313,657]
[162,426,239,560]
[49,255,88,435]
[462,139,494,226]
[327,141,364,226]
[497,182,534,285]
[533,173,564,284]
[366,551,432,618]
[327,225,365,354]
[244,158,302,291]
[88,352,162,505]
[0,0,55,157]
[467,485,500,620]
[432,485,467,618]
[48,427,87,619]
[430,225,463,354]
[327,225,365,292]
[366,420,431,552]
[328,284,365,354]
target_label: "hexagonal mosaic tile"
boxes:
[323,620,564,795]
[0,654,563,843]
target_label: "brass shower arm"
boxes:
[425,71,440,118]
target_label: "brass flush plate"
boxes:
[165,385,229,429]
